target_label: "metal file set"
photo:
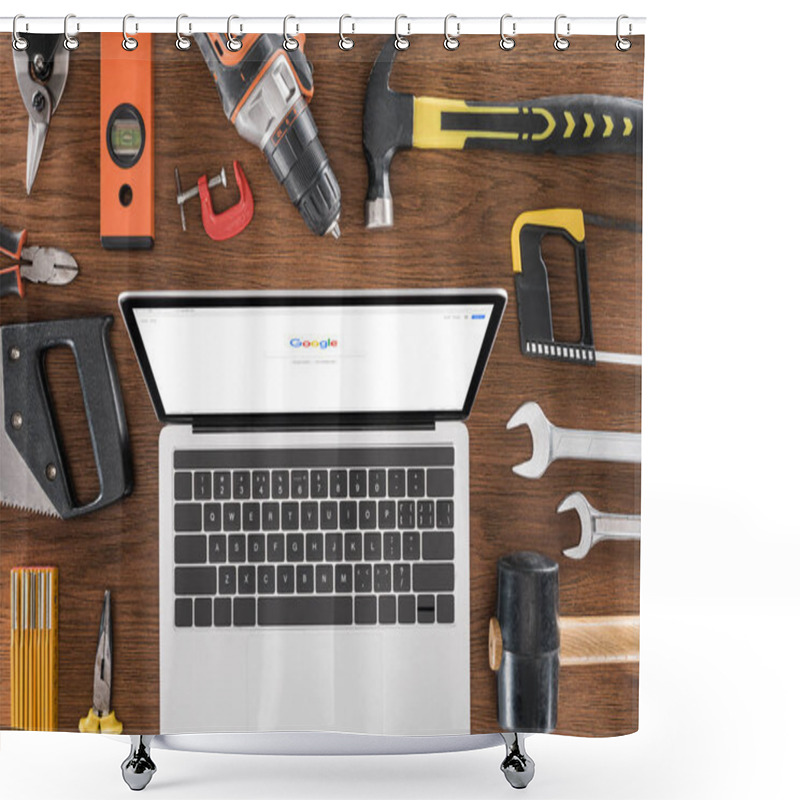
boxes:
[10,567,59,731]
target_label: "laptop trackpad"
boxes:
[247,631,385,733]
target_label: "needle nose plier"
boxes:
[0,223,78,299]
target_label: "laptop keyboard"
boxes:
[171,447,458,628]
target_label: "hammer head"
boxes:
[363,38,414,229]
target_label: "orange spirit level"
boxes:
[100,33,154,249]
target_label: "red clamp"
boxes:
[197,161,254,241]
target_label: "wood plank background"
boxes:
[0,33,642,736]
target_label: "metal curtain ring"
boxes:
[616,15,632,51]
[283,16,299,51]
[64,14,79,50]
[12,15,28,51]
[554,14,570,50]
[443,14,460,50]
[176,14,191,50]
[499,14,516,51]
[122,14,138,51]
[339,14,354,50]
[226,15,242,51]
[394,15,410,50]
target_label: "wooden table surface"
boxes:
[0,33,642,736]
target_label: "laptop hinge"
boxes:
[190,422,437,435]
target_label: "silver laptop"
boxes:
[119,289,506,735]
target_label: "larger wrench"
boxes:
[506,401,641,479]
[557,492,641,560]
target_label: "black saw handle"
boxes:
[413,94,642,155]
[1,316,133,518]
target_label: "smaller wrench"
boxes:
[506,401,641,479]
[557,491,640,560]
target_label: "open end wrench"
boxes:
[506,401,641,479]
[557,491,641,560]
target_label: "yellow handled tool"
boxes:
[79,590,123,734]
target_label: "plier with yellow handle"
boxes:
[79,590,123,734]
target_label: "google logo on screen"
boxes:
[289,337,338,349]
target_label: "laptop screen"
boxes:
[119,291,506,424]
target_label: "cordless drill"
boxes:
[195,33,342,238]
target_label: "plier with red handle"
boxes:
[0,223,78,299]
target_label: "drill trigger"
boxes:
[197,160,254,241]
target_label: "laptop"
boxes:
[119,289,506,735]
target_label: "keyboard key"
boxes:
[175,567,216,596]
[218,566,236,594]
[355,596,377,624]
[258,596,353,626]
[277,565,294,594]
[413,563,454,592]
[203,503,221,532]
[378,501,396,529]
[393,563,411,593]
[301,502,319,531]
[340,502,357,530]
[402,531,420,561]
[407,469,425,497]
[306,533,324,562]
[223,503,241,531]
[355,564,372,593]
[234,597,256,626]
[233,471,250,499]
[369,469,386,497]
[436,500,454,529]
[417,500,434,529]
[195,598,212,627]
[383,532,401,560]
[437,594,455,624]
[427,468,454,498]
[388,469,405,497]
[262,502,280,531]
[208,535,226,563]
[287,533,304,562]
[423,531,454,561]
[359,501,377,530]
[229,535,246,563]
[282,502,299,531]
[297,565,314,593]
[213,471,231,500]
[364,533,381,561]
[311,470,328,498]
[320,502,338,529]
[316,565,333,593]
[252,470,270,499]
[248,534,265,563]
[417,594,436,624]
[257,565,275,594]
[350,469,367,498]
[330,470,348,498]
[272,470,289,499]
[398,501,415,529]
[194,471,211,500]
[175,503,202,532]
[325,532,343,561]
[291,470,309,499]
[374,564,391,593]
[335,564,353,593]
[175,535,206,564]
[398,595,415,624]
[175,598,193,627]
[379,595,396,624]
[214,597,232,626]
[174,472,192,500]
[345,533,362,561]
[243,503,260,531]
[267,533,285,562]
